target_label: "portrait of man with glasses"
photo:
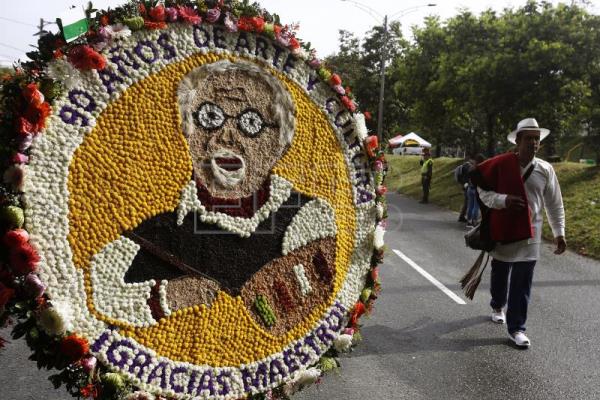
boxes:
[94,60,338,335]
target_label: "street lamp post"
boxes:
[340,1,436,143]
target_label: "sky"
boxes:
[0,0,598,65]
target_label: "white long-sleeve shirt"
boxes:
[478,157,565,262]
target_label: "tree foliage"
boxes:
[327,1,600,162]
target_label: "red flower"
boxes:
[80,383,98,398]
[363,111,372,120]
[100,14,110,26]
[371,267,379,281]
[53,49,64,59]
[23,102,52,132]
[144,20,167,30]
[3,229,29,247]
[376,186,387,196]
[350,301,366,327]
[138,3,147,16]
[177,6,202,25]
[53,38,66,49]
[365,135,379,157]
[238,16,265,32]
[60,334,90,361]
[330,74,342,86]
[22,83,44,106]
[17,117,34,135]
[68,45,106,70]
[253,17,265,32]
[149,5,166,22]
[9,242,40,276]
[0,282,15,309]
[341,95,356,113]
[289,37,300,51]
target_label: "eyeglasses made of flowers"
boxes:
[193,101,279,137]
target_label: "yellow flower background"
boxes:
[67,54,356,367]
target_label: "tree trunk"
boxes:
[485,114,496,157]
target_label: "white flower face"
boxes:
[182,69,285,198]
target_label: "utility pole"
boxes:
[376,15,388,144]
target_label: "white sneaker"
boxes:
[509,331,530,348]
[491,309,505,324]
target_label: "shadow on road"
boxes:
[358,316,511,355]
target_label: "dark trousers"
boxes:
[421,175,431,202]
[459,187,467,219]
[490,259,536,334]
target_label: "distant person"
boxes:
[465,154,486,227]
[471,118,566,348]
[419,149,433,204]
[454,158,472,222]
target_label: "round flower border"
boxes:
[0,1,388,399]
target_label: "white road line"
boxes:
[393,249,466,305]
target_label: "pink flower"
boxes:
[376,186,387,196]
[12,153,29,164]
[206,8,221,23]
[224,12,238,32]
[374,160,384,171]
[177,6,201,25]
[165,7,178,22]
[24,273,46,298]
[343,327,355,336]
[80,356,97,372]
[333,85,345,95]
[308,58,321,69]
[18,133,34,152]
[97,26,112,41]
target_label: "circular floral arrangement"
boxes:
[0,1,387,399]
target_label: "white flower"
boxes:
[285,367,321,394]
[354,113,368,141]
[377,203,385,219]
[333,333,354,352]
[125,391,154,400]
[45,58,82,90]
[3,164,27,192]
[38,300,74,336]
[106,23,132,41]
[373,224,385,250]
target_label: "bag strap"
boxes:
[522,164,535,182]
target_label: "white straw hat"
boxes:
[507,118,550,144]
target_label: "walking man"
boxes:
[471,118,566,348]
[419,149,433,204]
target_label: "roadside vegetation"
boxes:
[385,155,600,259]
[327,1,600,163]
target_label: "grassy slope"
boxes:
[386,155,600,259]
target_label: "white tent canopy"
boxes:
[388,132,432,148]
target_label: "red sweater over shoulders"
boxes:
[471,152,533,244]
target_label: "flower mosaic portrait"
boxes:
[0,1,387,399]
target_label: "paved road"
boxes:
[296,193,600,400]
[1,193,599,399]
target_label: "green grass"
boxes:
[385,155,600,259]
